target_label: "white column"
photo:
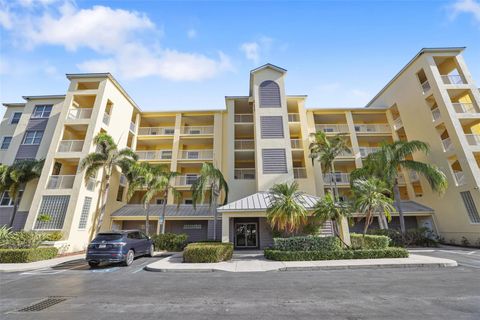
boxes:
[222,214,230,243]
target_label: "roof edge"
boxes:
[22,95,65,100]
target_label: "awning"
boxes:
[111,204,213,217]
[393,200,434,214]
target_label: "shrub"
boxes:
[368,228,438,247]
[42,231,63,241]
[350,233,390,250]
[264,247,409,261]
[183,242,234,263]
[272,236,341,251]
[0,231,45,249]
[151,233,188,252]
[0,247,58,263]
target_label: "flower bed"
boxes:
[183,242,234,263]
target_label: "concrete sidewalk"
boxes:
[145,252,458,273]
[0,253,86,273]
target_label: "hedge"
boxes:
[264,247,409,261]
[0,247,59,263]
[183,242,234,263]
[273,236,341,251]
[151,233,188,252]
[350,233,390,250]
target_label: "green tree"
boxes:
[0,159,44,228]
[191,163,228,241]
[80,133,137,235]
[266,182,308,235]
[352,178,395,235]
[351,140,447,234]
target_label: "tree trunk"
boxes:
[330,163,339,201]
[333,220,350,249]
[392,180,406,234]
[145,203,150,236]
[211,184,219,241]
[161,190,168,234]
[95,175,110,235]
[363,210,371,235]
[8,197,19,229]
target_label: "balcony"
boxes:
[136,150,172,161]
[454,171,466,186]
[432,108,441,122]
[288,113,300,122]
[180,126,213,135]
[234,169,255,180]
[442,138,454,152]
[290,139,303,149]
[441,75,466,85]
[337,150,353,158]
[175,175,199,186]
[178,150,213,161]
[466,134,480,147]
[452,103,477,114]
[103,113,110,126]
[393,117,403,130]
[47,175,75,189]
[138,127,175,136]
[323,173,350,185]
[67,108,92,120]
[235,139,254,150]
[57,140,84,153]
[354,124,390,134]
[130,122,136,133]
[86,177,96,191]
[315,124,349,133]
[359,147,380,158]
[421,80,431,94]
[293,167,307,179]
[234,114,254,123]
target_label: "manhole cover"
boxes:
[17,297,68,312]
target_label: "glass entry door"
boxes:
[235,223,258,248]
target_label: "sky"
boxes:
[0,0,479,113]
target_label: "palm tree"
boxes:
[309,131,350,201]
[352,178,395,235]
[351,140,447,234]
[313,192,352,247]
[266,182,308,235]
[80,133,137,235]
[0,159,44,228]
[191,163,228,241]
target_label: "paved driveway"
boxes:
[409,245,480,269]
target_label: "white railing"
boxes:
[465,134,480,146]
[67,108,92,120]
[315,124,349,133]
[355,124,391,133]
[432,108,441,121]
[103,113,110,125]
[452,103,477,114]
[235,139,254,150]
[180,126,214,135]
[138,127,175,136]
[130,122,136,133]
[234,169,256,180]
[293,167,307,179]
[421,80,431,94]
[290,139,303,149]
[234,114,254,123]
[58,140,84,152]
[393,117,403,130]
[86,177,96,191]
[178,150,213,160]
[359,147,380,157]
[288,113,300,122]
[323,173,350,184]
[442,138,454,152]
[337,149,353,157]
[136,150,172,160]
[441,75,466,85]
[47,175,75,189]
[454,171,466,186]
[175,175,199,186]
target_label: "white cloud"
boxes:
[187,28,197,39]
[240,36,283,64]
[450,0,480,22]
[240,42,260,63]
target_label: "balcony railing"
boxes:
[323,173,350,184]
[130,122,136,133]
[454,171,466,186]
[138,127,175,136]
[354,124,391,133]
[103,113,110,125]
[234,114,254,123]
[452,103,477,114]
[175,175,199,186]
[466,134,480,147]
[432,108,441,121]
[234,169,256,180]
[290,139,303,149]
[178,150,213,160]
[288,113,300,122]
[393,117,403,130]
[67,108,92,120]
[421,80,431,94]
[47,175,75,189]
[235,139,254,150]
[293,167,307,179]
[136,150,172,160]
[315,124,349,133]
[337,149,353,157]
[58,140,84,153]
[442,138,454,152]
[180,126,214,135]
[441,75,466,85]
[359,147,380,158]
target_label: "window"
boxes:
[164,128,175,135]
[262,149,288,174]
[34,195,70,230]
[116,186,125,202]
[161,150,172,159]
[186,174,198,185]
[10,112,22,124]
[22,130,43,145]
[78,197,92,229]
[184,199,193,205]
[128,231,141,239]
[0,192,12,206]
[187,151,199,159]
[156,199,165,205]
[259,80,281,108]
[1,136,12,149]
[460,191,480,223]
[183,224,202,230]
[32,105,52,118]
[260,116,284,138]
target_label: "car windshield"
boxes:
[93,233,123,241]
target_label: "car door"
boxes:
[127,232,140,256]
[139,231,150,253]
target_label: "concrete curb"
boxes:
[0,254,86,273]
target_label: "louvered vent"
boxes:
[262,149,287,174]
[259,80,281,108]
[260,116,284,138]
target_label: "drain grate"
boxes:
[17,297,68,312]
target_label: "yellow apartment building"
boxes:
[1,47,479,252]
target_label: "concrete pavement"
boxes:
[0,254,86,273]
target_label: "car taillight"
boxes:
[112,242,126,247]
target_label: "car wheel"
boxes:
[147,244,154,257]
[88,261,99,268]
[124,250,134,266]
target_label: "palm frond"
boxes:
[400,160,448,193]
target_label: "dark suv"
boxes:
[86,230,154,267]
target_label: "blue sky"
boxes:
[0,0,479,113]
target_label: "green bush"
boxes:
[369,228,438,247]
[42,231,63,242]
[151,233,188,252]
[0,231,45,249]
[0,247,58,263]
[264,247,409,261]
[272,236,341,251]
[350,233,390,250]
[183,242,234,263]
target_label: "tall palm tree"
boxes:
[309,131,350,201]
[80,133,137,235]
[0,159,44,228]
[313,192,352,247]
[191,162,228,241]
[351,140,447,234]
[266,182,308,235]
[156,170,181,234]
[352,178,395,235]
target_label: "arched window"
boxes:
[259,80,281,108]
